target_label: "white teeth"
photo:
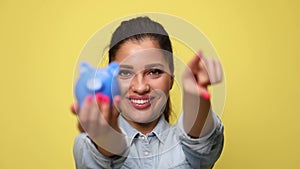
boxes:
[130,99,150,104]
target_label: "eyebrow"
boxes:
[120,63,165,69]
[145,63,165,69]
[120,65,134,69]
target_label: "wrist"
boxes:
[94,128,127,157]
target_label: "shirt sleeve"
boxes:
[178,111,224,169]
[73,133,127,169]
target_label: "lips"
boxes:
[128,95,153,110]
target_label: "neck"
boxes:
[126,117,160,135]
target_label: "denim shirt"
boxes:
[73,113,224,169]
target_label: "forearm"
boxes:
[93,127,128,157]
[183,90,213,138]
[96,132,127,157]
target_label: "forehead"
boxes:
[114,39,169,67]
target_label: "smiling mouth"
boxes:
[128,97,154,110]
[130,98,151,104]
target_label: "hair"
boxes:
[108,16,174,122]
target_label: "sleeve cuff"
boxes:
[178,110,220,142]
[74,133,127,169]
[177,111,224,154]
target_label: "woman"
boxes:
[73,16,224,169]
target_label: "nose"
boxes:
[130,73,150,94]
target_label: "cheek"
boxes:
[149,78,171,94]
[118,79,131,95]
[117,76,172,95]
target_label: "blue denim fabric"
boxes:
[73,113,224,169]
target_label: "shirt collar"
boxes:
[118,115,140,145]
[151,115,169,144]
[118,115,170,145]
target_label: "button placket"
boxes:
[140,135,151,157]
[140,135,150,144]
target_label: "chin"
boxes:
[120,98,166,123]
[122,110,161,124]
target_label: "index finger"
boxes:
[187,51,202,74]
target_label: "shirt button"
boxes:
[141,136,145,140]
[144,151,150,156]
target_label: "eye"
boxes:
[146,69,164,78]
[118,70,134,79]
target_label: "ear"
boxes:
[169,75,174,90]
[108,62,120,76]
[79,62,93,74]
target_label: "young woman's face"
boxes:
[113,38,173,124]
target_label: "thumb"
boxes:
[70,103,78,115]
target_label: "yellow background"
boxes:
[1,0,299,168]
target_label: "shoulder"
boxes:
[73,133,90,152]
[74,133,88,143]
